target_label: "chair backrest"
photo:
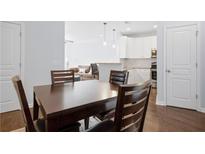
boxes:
[109,70,129,85]
[51,70,75,85]
[11,76,35,132]
[114,80,152,132]
[85,66,91,73]
[90,63,99,75]
[69,67,79,73]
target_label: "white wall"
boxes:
[65,40,120,67]
[65,22,120,67]
[23,21,65,104]
[157,21,205,110]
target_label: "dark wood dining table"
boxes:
[33,80,119,131]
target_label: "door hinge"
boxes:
[196,94,198,99]
[196,63,198,68]
[196,31,199,37]
[19,32,22,37]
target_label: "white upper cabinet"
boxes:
[119,35,157,58]
[119,36,127,58]
[143,36,156,58]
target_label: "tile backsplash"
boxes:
[120,58,156,69]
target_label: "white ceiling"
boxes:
[65,21,159,41]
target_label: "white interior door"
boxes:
[166,25,197,110]
[0,22,21,113]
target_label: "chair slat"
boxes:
[121,109,144,128]
[109,70,129,85]
[122,97,146,116]
[111,76,126,82]
[123,89,148,104]
[53,77,74,81]
[111,73,126,77]
[121,120,141,132]
[52,73,74,77]
[51,70,71,73]
[51,70,75,85]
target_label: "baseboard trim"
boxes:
[0,103,20,113]
[197,107,205,113]
[0,103,32,113]
[156,95,166,106]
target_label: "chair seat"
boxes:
[86,120,114,132]
[34,119,81,132]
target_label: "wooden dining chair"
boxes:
[51,70,75,85]
[95,70,129,121]
[90,63,99,79]
[12,76,81,132]
[51,69,89,129]
[87,80,152,132]
[109,70,129,85]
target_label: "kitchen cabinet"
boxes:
[119,36,157,58]
[119,36,127,58]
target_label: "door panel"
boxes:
[0,22,21,113]
[166,25,197,109]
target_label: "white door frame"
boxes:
[163,22,201,111]
[1,21,25,85]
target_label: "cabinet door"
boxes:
[151,36,157,49]
[143,36,157,58]
[127,37,143,58]
[135,37,144,58]
[127,37,134,58]
[143,36,152,58]
[119,36,127,58]
[126,36,157,58]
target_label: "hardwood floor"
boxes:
[1,89,205,132]
[144,90,205,131]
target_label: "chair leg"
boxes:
[84,117,89,130]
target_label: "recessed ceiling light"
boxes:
[112,44,116,49]
[153,25,158,29]
[126,27,131,31]
[103,41,107,46]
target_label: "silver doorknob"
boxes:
[166,70,171,73]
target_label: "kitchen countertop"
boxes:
[123,67,151,70]
[97,62,121,64]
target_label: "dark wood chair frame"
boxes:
[90,63,99,79]
[12,76,36,131]
[95,70,129,121]
[113,80,152,131]
[51,70,75,85]
[51,69,90,129]
[88,80,152,132]
[12,75,80,132]
[109,70,129,85]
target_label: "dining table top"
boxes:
[34,80,119,116]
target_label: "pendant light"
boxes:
[103,22,107,46]
[112,28,116,48]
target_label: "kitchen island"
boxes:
[98,62,123,82]
[98,61,151,84]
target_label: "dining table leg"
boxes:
[84,117,89,130]
[46,118,60,132]
[33,92,39,120]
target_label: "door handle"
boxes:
[166,69,171,73]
